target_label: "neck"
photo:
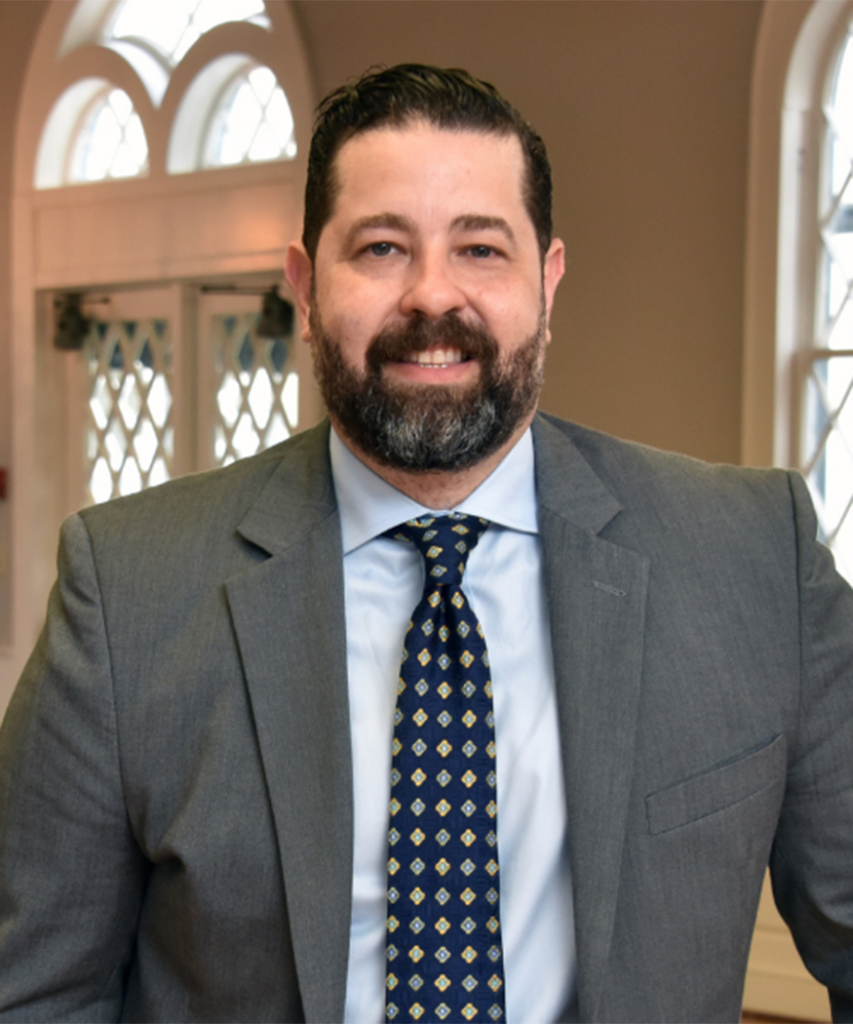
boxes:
[331,414,535,510]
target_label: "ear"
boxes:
[541,238,566,344]
[284,241,314,343]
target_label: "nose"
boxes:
[398,252,466,320]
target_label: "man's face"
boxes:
[286,122,564,471]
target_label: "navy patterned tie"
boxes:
[384,513,505,1023]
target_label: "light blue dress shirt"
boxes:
[331,427,576,1023]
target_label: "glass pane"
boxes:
[210,308,297,465]
[808,31,853,584]
[203,64,296,168]
[283,371,299,425]
[83,318,174,504]
[248,371,274,428]
[832,33,853,161]
[69,87,149,183]
[830,132,852,201]
[824,35,853,352]
[803,355,853,580]
[108,0,269,67]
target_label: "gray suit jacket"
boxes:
[1,414,853,1023]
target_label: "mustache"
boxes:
[365,314,499,374]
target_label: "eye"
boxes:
[367,241,394,257]
[467,244,498,258]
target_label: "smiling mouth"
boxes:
[399,348,470,367]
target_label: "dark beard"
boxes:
[310,309,546,472]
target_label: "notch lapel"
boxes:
[534,417,650,1022]
[222,417,650,1022]
[225,425,353,1023]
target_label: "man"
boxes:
[0,64,852,1024]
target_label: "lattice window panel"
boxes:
[802,354,853,582]
[203,65,296,168]
[212,313,298,465]
[70,87,149,183]
[804,29,853,582]
[84,319,174,504]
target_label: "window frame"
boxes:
[744,0,853,581]
[742,0,853,470]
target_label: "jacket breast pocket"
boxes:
[645,734,787,835]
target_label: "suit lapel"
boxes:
[222,418,649,1021]
[534,417,650,1022]
[226,425,353,1023]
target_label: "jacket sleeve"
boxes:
[0,513,147,1022]
[770,472,853,1023]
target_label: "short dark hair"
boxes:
[302,64,553,261]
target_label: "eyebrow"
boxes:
[450,215,516,244]
[344,213,415,250]
[344,212,517,249]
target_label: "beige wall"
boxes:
[292,0,765,464]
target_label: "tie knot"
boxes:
[385,513,489,589]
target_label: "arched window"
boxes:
[202,64,296,166]
[69,84,148,182]
[7,0,319,682]
[103,0,270,67]
[36,79,150,187]
[36,0,296,188]
[743,0,853,584]
[803,24,853,581]
[169,57,296,173]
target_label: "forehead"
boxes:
[329,123,529,223]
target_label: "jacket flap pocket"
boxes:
[646,734,786,835]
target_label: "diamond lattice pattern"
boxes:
[807,31,853,582]
[85,319,173,504]
[803,356,853,582]
[70,88,149,183]
[204,66,296,167]
[213,313,298,465]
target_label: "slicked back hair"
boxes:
[302,64,553,261]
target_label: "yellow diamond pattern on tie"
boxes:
[384,514,504,1024]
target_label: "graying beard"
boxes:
[310,306,546,472]
[359,387,505,471]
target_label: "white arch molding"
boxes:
[3,0,318,704]
[742,0,853,468]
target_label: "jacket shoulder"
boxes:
[76,422,332,546]
[535,412,796,511]
[70,423,336,593]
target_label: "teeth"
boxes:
[405,348,464,366]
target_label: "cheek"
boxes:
[319,302,415,373]
[312,305,375,370]
[484,301,542,350]
[475,278,543,336]
[316,273,391,336]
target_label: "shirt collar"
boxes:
[330,426,538,555]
